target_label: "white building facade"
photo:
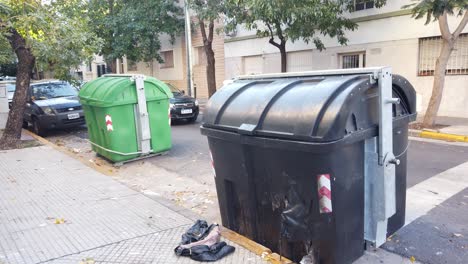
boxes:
[224,0,468,118]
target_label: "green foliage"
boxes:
[88,0,184,64]
[225,0,361,50]
[403,0,468,24]
[0,0,102,81]
[190,0,226,23]
[0,35,14,64]
[0,62,16,76]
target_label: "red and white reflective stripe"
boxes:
[209,151,216,177]
[168,107,171,125]
[317,174,332,214]
[105,115,113,131]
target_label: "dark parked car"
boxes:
[166,83,199,123]
[21,80,85,136]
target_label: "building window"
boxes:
[160,50,174,68]
[87,62,92,72]
[340,52,366,69]
[97,64,107,77]
[352,0,374,12]
[195,47,207,66]
[418,34,468,76]
[127,60,138,71]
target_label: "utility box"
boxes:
[79,74,173,163]
[0,82,9,129]
[201,68,416,263]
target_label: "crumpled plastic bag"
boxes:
[174,220,235,262]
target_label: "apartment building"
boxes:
[224,0,468,118]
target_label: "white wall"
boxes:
[225,13,468,59]
[225,36,468,118]
[125,35,185,81]
[224,5,468,118]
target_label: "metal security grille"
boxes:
[341,52,366,69]
[353,0,374,11]
[418,34,468,76]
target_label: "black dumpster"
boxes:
[201,70,416,263]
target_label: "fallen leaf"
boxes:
[72,148,80,153]
[54,218,65,224]
[410,256,416,263]
[79,257,95,264]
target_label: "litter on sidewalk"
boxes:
[175,220,235,262]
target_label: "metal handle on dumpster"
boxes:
[86,139,153,156]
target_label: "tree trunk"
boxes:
[205,45,216,97]
[422,11,468,127]
[199,19,217,98]
[422,40,453,127]
[0,29,35,150]
[268,37,287,73]
[279,44,287,73]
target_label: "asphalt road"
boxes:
[44,117,468,264]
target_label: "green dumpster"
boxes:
[79,74,173,163]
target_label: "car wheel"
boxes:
[32,118,47,137]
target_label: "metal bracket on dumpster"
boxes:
[131,75,152,155]
[364,67,402,247]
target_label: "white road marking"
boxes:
[405,160,468,225]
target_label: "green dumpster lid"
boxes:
[79,75,173,107]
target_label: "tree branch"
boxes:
[438,11,452,40]
[269,38,281,48]
[274,22,285,42]
[453,10,468,38]
[199,17,208,43]
[208,20,214,43]
[266,23,281,49]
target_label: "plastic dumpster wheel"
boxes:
[22,120,29,129]
[32,117,47,137]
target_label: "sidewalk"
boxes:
[0,146,266,264]
[0,145,420,264]
[436,116,468,135]
[411,116,468,142]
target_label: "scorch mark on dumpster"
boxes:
[317,174,332,213]
[105,115,113,131]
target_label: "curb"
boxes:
[409,129,468,143]
[23,129,116,176]
[220,227,293,264]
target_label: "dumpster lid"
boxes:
[79,74,173,107]
[202,69,416,142]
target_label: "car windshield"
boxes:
[166,83,183,96]
[32,82,78,100]
[6,84,16,92]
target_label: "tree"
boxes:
[0,35,16,77]
[190,0,225,97]
[225,0,382,73]
[0,0,101,149]
[88,0,184,72]
[404,0,467,127]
